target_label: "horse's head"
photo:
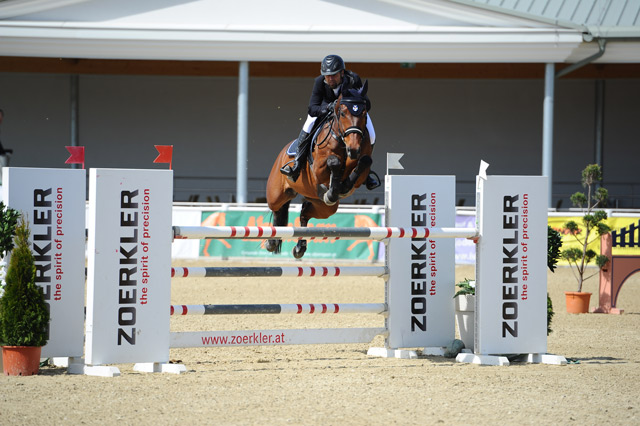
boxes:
[334,80,368,160]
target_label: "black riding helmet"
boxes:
[321,54,345,76]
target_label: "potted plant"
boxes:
[0,202,20,373]
[0,215,50,375]
[561,164,611,313]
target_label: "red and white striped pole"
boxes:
[173,225,477,241]
[170,266,387,278]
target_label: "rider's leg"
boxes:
[365,114,381,190]
[280,116,316,182]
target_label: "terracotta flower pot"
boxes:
[2,346,42,376]
[565,291,592,314]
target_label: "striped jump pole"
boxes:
[170,303,387,316]
[172,225,477,241]
[170,266,388,278]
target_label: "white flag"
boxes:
[478,160,490,180]
[387,153,404,171]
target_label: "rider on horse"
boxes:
[280,54,380,190]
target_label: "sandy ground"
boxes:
[1,260,639,425]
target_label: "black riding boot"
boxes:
[280,130,311,182]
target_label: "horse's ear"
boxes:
[360,80,368,97]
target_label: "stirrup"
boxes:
[365,171,381,190]
[280,164,300,182]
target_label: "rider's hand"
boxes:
[322,101,336,115]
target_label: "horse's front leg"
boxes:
[322,155,342,206]
[340,155,372,196]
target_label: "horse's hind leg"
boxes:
[292,201,311,259]
[292,200,339,259]
[266,201,290,254]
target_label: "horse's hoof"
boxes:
[323,192,337,206]
[265,239,281,254]
[292,241,307,259]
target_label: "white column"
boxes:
[70,74,80,170]
[237,61,249,203]
[542,63,554,208]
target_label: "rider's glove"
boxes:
[321,100,336,116]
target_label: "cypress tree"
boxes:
[0,216,50,347]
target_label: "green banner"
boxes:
[199,210,382,261]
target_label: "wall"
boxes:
[0,72,638,207]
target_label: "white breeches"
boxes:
[302,113,376,145]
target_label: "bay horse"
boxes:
[265,81,373,258]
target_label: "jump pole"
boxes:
[173,225,474,240]
[170,303,387,315]
[170,266,388,278]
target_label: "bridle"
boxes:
[327,97,366,148]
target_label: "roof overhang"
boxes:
[0,0,628,64]
[0,23,584,63]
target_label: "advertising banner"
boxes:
[3,167,86,358]
[85,169,173,365]
[476,175,547,355]
[549,216,640,259]
[199,210,382,261]
[386,175,456,349]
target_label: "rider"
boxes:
[280,54,380,190]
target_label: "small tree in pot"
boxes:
[0,216,50,375]
[0,201,20,293]
[561,164,611,313]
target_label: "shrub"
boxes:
[0,216,50,347]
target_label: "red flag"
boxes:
[65,146,85,169]
[154,145,173,170]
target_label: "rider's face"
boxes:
[324,71,343,89]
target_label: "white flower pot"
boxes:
[455,294,475,352]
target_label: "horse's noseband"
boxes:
[343,126,364,139]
